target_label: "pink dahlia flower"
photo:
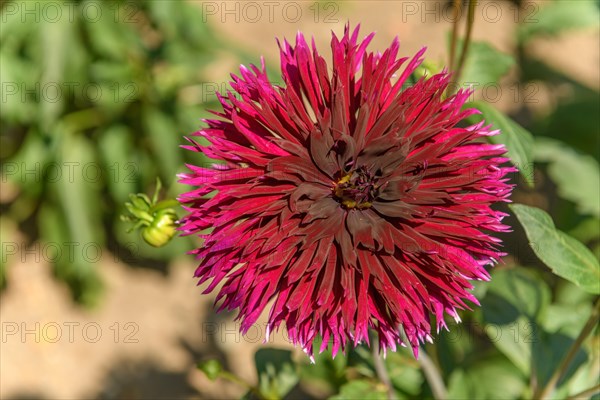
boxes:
[179,25,514,359]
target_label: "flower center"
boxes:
[332,166,378,209]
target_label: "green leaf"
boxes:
[569,217,600,247]
[83,1,142,60]
[532,330,588,390]
[329,380,388,400]
[0,48,39,124]
[39,5,73,129]
[460,41,515,86]
[519,0,600,43]
[447,355,527,400]
[386,352,423,397]
[483,267,551,321]
[143,107,184,183]
[254,348,299,400]
[510,204,600,294]
[98,125,138,203]
[555,280,596,307]
[481,267,551,375]
[466,101,534,186]
[535,137,600,217]
[541,303,593,338]
[38,203,103,307]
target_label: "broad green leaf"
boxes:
[447,355,527,400]
[329,380,388,400]
[481,267,551,374]
[56,132,104,247]
[0,49,39,124]
[50,130,105,305]
[39,5,72,128]
[532,330,588,390]
[301,338,347,394]
[5,129,48,199]
[460,41,515,86]
[555,280,596,307]
[510,204,600,294]
[519,0,600,43]
[437,320,477,377]
[483,267,551,321]
[255,348,299,400]
[143,107,184,183]
[89,62,139,116]
[541,303,593,338]
[569,217,600,246]
[466,101,534,186]
[535,137,600,217]
[38,203,103,306]
[98,125,138,203]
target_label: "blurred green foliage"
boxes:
[0,0,223,305]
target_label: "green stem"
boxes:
[448,0,462,70]
[536,298,600,400]
[220,371,265,399]
[371,339,398,400]
[419,349,448,400]
[454,0,477,86]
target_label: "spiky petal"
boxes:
[179,24,514,358]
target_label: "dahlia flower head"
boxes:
[179,24,514,360]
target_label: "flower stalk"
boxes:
[448,0,462,69]
[454,0,477,84]
[371,338,398,400]
[448,0,477,96]
[418,350,448,400]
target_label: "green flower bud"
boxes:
[122,178,179,247]
[141,208,178,247]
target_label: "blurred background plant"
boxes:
[1,0,599,399]
[0,0,228,305]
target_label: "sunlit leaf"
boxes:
[447,355,527,400]
[466,101,535,186]
[459,41,515,86]
[535,137,600,217]
[329,380,388,400]
[481,267,551,374]
[510,204,600,294]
